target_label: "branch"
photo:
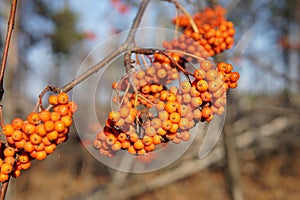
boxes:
[0,0,18,199]
[0,0,18,102]
[62,0,150,93]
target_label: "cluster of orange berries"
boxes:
[0,92,77,182]
[164,5,235,57]
[93,51,240,157]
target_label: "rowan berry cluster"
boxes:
[164,5,235,57]
[93,50,240,157]
[0,92,77,182]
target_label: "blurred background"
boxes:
[0,0,300,199]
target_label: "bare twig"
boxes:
[163,0,199,33]
[0,0,18,102]
[0,0,18,199]
[62,0,150,93]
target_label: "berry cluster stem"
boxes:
[163,0,199,33]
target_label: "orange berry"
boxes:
[0,173,9,182]
[48,95,58,105]
[178,104,189,117]
[108,111,120,122]
[47,130,59,141]
[121,140,131,149]
[201,60,213,71]
[1,163,13,174]
[191,97,203,107]
[160,90,169,101]
[119,107,129,118]
[202,107,212,119]
[12,118,24,130]
[57,92,69,104]
[51,112,61,122]
[169,112,181,124]
[179,118,190,130]
[230,72,240,82]
[44,120,55,132]
[200,91,212,102]
[18,154,30,164]
[208,81,220,92]
[212,88,224,99]
[214,97,226,108]
[106,134,116,146]
[2,124,14,136]
[148,118,160,130]
[15,139,26,149]
[169,123,179,133]
[21,162,32,170]
[68,101,78,114]
[55,136,68,144]
[45,144,56,154]
[153,135,162,144]
[6,136,14,145]
[217,62,227,72]
[196,80,208,92]
[205,70,218,81]
[158,110,169,121]
[24,142,34,153]
[35,151,47,160]
[134,139,144,150]
[127,146,137,155]
[166,92,176,102]
[157,127,167,136]
[117,132,127,142]
[182,131,191,141]
[157,68,167,79]
[54,120,65,132]
[4,156,15,166]
[144,143,155,152]
[182,93,192,104]
[142,135,153,146]
[27,112,40,125]
[145,126,156,137]
[12,169,21,178]
[180,81,191,94]
[225,63,233,73]
[61,115,73,127]
[22,122,36,135]
[111,141,122,151]
[137,149,146,156]
[39,110,51,122]
[165,102,177,113]
[56,105,69,116]
[172,136,181,144]
[4,147,15,157]
[193,109,202,120]
[229,81,238,89]
[162,119,172,131]
[30,133,42,145]
[12,130,23,141]
[93,140,102,150]
[194,68,206,80]
[190,86,200,97]
[155,101,164,112]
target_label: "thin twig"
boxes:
[0,0,18,200]
[163,0,199,33]
[61,0,150,93]
[0,0,18,102]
